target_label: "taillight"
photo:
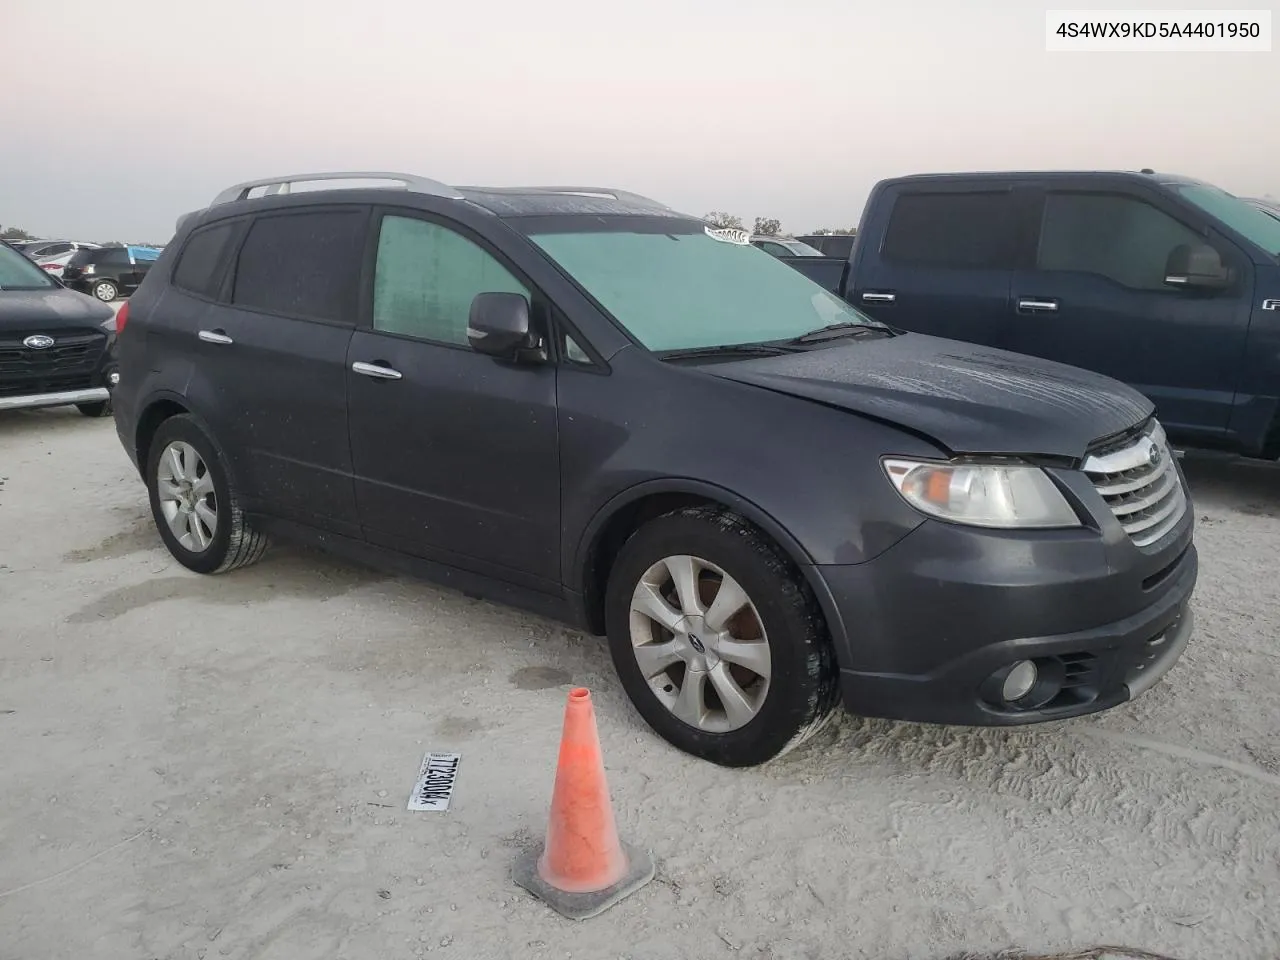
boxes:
[115,300,130,335]
[41,263,59,271]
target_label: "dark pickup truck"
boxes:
[783,171,1280,458]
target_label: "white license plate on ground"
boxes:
[407,752,461,812]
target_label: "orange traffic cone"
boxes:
[513,688,655,920]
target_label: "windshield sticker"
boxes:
[704,226,750,245]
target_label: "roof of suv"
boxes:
[883,170,1206,188]
[180,172,688,232]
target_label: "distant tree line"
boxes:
[702,213,855,237]
[2,224,165,247]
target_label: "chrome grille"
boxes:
[1083,421,1187,548]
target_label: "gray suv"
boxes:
[111,172,1197,766]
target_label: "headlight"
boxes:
[882,458,1079,529]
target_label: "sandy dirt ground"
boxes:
[1,407,1278,960]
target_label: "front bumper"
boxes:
[812,514,1198,726]
[0,386,110,412]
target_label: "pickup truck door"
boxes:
[1005,185,1252,441]
[845,185,1017,346]
[346,208,562,592]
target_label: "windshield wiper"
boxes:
[656,343,794,361]
[787,322,891,345]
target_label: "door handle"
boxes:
[198,329,234,344]
[861,292,896,303]
[1017,298,1059,313]
[352,361,402,380]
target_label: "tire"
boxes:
[91,279,118,302]
[604,506,838,767]
[75,400,112,418]
[145,414,269,574]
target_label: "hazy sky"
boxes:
[2,0,1276,242]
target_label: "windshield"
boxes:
[529,223,877,352]
[1174,184,1280,256]
[0,243,57,290]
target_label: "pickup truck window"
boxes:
[1175,184,1280,256]
[882,191,1015,269]
[530,226,876,352]
[1038,192,1208,291]
[0,242,56,290]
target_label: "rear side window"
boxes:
[232,209,366,323]
[172,222,238,298]
[372,215,529,345]
[882,191,1016,269]
[1037,192,1209,291]
[98,247,130,266]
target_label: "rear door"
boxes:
[847,186,1019,345]
[346,207,561,591]
[184,207,366,534]
[1006,185,1252,438]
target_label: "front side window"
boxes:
[232,210,366,323]
[0,242,56,289]
[882,191,1016,269]
[529,222,879,352]
[1037,192,1209,291]
[372,215,529,345]
[1174,183,1280,256]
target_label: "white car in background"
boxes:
[31,241,101,279]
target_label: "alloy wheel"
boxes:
[156,440,218,552]
[628,554,772,732]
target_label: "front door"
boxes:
[347,210,561,591]
[1004,187,1252,441]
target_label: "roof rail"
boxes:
[471,185,671,209]
[210,171,463,207]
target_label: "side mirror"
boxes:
[467,292,540,360]
[1164,243,1231,290]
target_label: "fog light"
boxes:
[109,371,120,385]
[1002,660,1038,702]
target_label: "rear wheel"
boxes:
[75,400,111,418]
[91,279,118,302]
[604,507,838,767]
[145,415,269,574]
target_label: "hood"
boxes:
[0,287,116,330]
[707,334,1154,460]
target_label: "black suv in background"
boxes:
[111,172,1197,766]
[61,245,158,302]
[0,239,118,416]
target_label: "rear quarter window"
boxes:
[172,222,239,299]
[231,209,367,323]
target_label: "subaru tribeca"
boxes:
[110,172,1197,766]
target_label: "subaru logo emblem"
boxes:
[22,335,54,349]
[688,635,706,654]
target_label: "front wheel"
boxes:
[604,507,838,767]
[91,279,118,301]
[145,414,269,574]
